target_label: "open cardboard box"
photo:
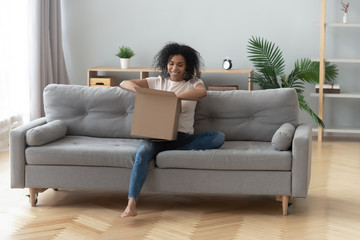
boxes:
[131,87,183,141]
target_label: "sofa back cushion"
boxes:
[44,84,135,138]
[194,88,299,141]
[44,85,298,141]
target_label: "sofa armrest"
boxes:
[10,117,47,188]
[291,123,312,198]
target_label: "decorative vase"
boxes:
[120,58,130,69]
[343,12,348,24]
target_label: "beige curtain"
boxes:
[28,0,69,120]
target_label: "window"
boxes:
[0,0,29,150]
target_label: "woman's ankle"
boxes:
[121,198,138,218]
[128,197,136,206]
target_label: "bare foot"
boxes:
[121,198,137,218]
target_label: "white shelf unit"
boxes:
[326,23,360,27]
[312,127,360,135]
[324,58,360,63]
[315,0,360,141]
[313,22,360,28]
[311,58,360,63]
[311,93,360,99]
[311,93,360,135]
[322,128,360,134]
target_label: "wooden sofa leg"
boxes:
[29,188,48,207]
[281,195,290,216]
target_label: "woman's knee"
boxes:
[210,131,225,148]
[135,140,157,164]
[198,131,225,150]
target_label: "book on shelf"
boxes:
[315,84,340,93]
[208,85,239,91]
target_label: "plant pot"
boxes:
[120,58,130,69]
[343,12,348,24]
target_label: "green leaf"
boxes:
[298,94,324,127]
[246,36,336,127]
[247,36,285,77]
[115,46,135,58]
[295,58,319,84]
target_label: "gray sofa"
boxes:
[10,84,312,215]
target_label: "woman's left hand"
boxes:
[176,83,207,100]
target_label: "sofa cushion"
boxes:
[194,88,298,141]
[156,141,292,171]
[271,123,296,151]
[25,136,155,169]
[26,120,67,146]
[43,84,136,138]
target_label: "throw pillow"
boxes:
[26,120,67,146]
[271,123,296,151]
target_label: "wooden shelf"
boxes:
[88,66,159,73]
[88,67,254,90]
[200,68,254,74]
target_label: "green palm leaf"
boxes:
[247,36,285,77]
[247,36,338,127]
[310,61,339,83]
[294,58,319,84]
[298,94,325,128]
[253,72,280,89]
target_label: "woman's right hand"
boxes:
[119,79,149,92]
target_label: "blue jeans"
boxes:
[128,131,225,200]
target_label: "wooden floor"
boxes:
[1,137,360,240]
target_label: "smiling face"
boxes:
[167,55,187,82]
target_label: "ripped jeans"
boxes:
[128,131,225,200]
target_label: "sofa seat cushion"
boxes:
[25,136,146,168]
[156,141,292,171]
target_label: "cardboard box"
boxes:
[90,76,116,87]
[131,87,181,141]
[208,85,239,91]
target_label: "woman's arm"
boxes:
[176,83,207,100]
[119,79,149,92]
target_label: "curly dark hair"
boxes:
[153,42,203,81]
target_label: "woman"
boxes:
[119,42,225,218]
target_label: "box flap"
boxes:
[135,87,198,101]
[135,87,176,98]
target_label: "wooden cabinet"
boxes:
[316,0,360,141]
[88,66,254,90]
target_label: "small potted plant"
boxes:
[115,46,135,69]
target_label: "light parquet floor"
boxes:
[1,137,360,240]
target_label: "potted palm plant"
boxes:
[116,46,135,69]
[247,36,338,127]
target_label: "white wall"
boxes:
[61,0,360,130]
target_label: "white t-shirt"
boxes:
[146,76,204,134]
